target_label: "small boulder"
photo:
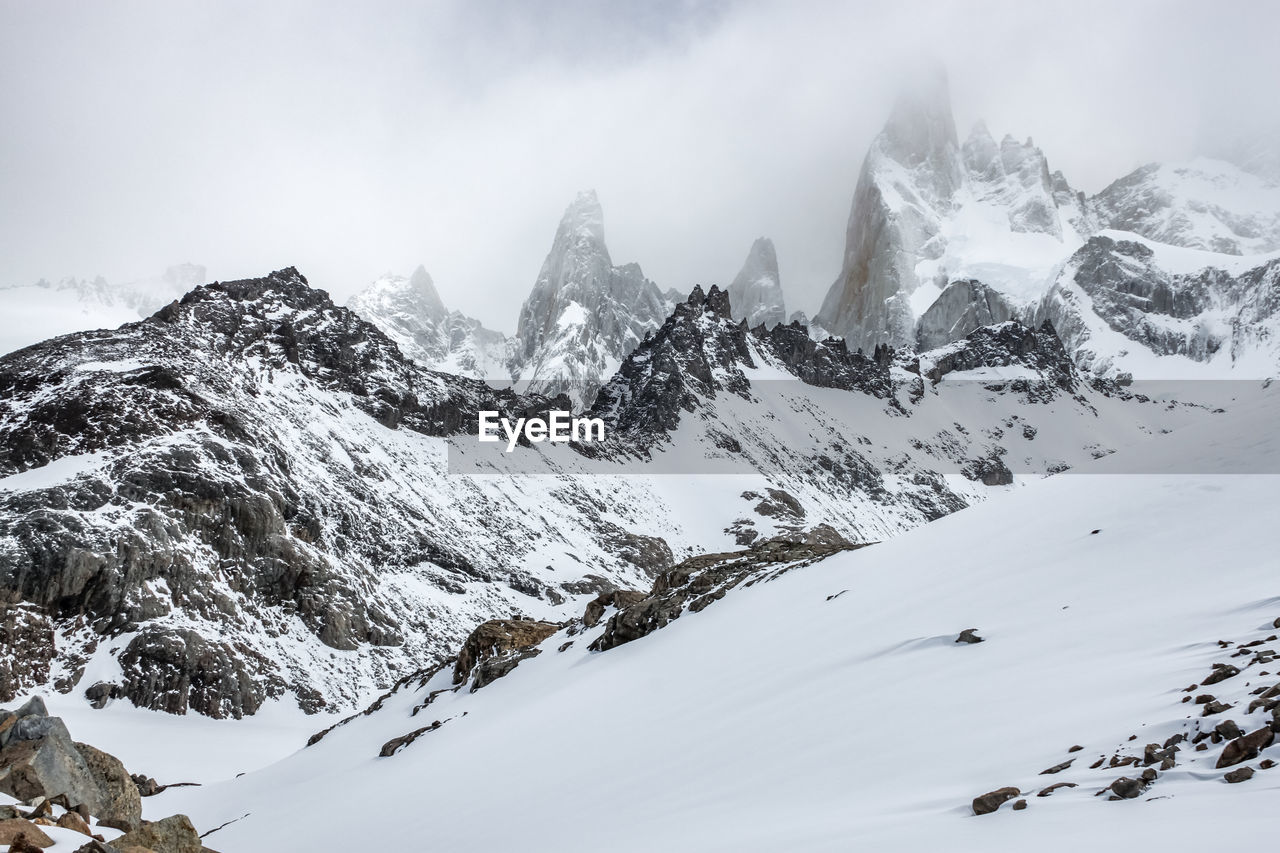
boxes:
[1214,720,1244,741]
[956,628,984,644]
[972,786,1020,815]
[56,810,94,836]
[1202,664,1241,685]
[1012,799,1027,810]
[0,819,55,848]
[1224,766,1255,783]
[112,814,202,853]
[1108,776,1144,799]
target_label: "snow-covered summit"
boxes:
[509,191,674,407]
[727,237,786,329]
[813,72,1280,380]
[346,265,510,380]
[1092,157,1280,256]
[814,70,1088,354]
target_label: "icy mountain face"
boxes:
[508,191,677,408]
[1038,235,1280,376]
[815,72,1086,353]
[0,265,206,357]
[1092,159,1280,255]
[726,237,786,329]
[346,266,511,380]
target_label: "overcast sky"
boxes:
[3,0,1278,330]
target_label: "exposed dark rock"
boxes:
[0,607,55,704]
[956,628,984,644]
[1216,727,1275,768]
[379,718,448,758]
[1224,766,1255,783]
[117,628,285,720]
[1202,663,1241,685]
[582,590,647,629]
[1039,758,1073,774]
[590,537,865,653]
[0,819,54,849]
[112,813,202,853]
[1203,700,1232,716]
[1037,782,1077,797]
[1107,776,1144,799]
[972,787,1020,815]
[1011,799,1027,811]
[452,620,560,688]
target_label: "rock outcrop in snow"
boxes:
[509,191,674,408]
[727,237,786,329]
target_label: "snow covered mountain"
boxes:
[152,376,1280,853]
[727,237,786,328]
[812,71,1280,380]
[814,69,1088,353]
[0,267,1213,722]
[509,191,675,408]
[0,264,206,357]
[1092,158,1280,256]
[347,265,511,379]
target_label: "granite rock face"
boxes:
[727,237,786,329]
[1038,236,1280,375]
[509,191,675,408]
[916,280,1015,351]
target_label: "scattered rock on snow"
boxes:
[1216,727,1275,768]
[1202,663,1241,685]
[1224,766,1255,783]
[1039,759,1074,774]
[1037,782,1078,797]
[972,787,1021,815]
[956,628,984,644]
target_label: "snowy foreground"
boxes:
[31,386,1279,851]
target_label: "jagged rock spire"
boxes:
[727,237,786,329]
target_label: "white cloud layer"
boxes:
[2,0,1278,329]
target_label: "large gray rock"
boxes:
[0,703,141,831]
[74,742,142,831]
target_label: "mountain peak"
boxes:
[880,65,960,188]
[557,189,606,246]
[727,237,785,329]
[407,264,447,318]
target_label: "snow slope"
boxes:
[155,384,1280,852]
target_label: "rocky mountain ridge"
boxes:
[0,267,1208,720]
